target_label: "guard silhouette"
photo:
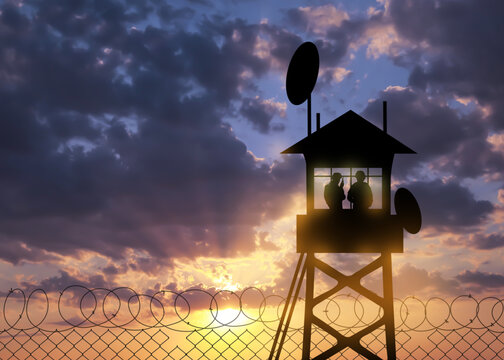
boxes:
[324,173,345,210]
[348,170,372,211]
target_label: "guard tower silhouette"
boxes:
[269,43,421,360]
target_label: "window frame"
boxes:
[314,167,382,209]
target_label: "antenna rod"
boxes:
[383,101,387,133]
[316,113,320,131]
[307,95,312,136]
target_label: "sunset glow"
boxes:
[0,0,503,358]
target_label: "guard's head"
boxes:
[355,171,366,182]
[332,172,342,181]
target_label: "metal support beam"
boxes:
[302,253,315,360]
[298,253,396,359]
[383,252,396,360]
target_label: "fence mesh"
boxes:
[1,287,503,359]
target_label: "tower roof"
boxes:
[282,110,415,158]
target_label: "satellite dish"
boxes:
[394,188,422,234]
[286,42,319,106]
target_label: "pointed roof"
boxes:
[282,110,415,157]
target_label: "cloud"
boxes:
[499,189,504,204]
[0,1,305,265]
[456,270,504,290]
[488,132,504,154]
[318,66,352,85]
[0,238,59,265]
[283,5,367,90]
[399,179,493,231]
[20,270,110,293]
[256,231,279,251]
[362,87,504,179]
[353,0,504,183]
[157,4,195,24]
[285,5,349,36]
[386,0,504,131]
[239,96,286,133]
[363,23,406,60]
[393,263,460,298]
[466,233,504,250]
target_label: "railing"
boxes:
[0,286,503,359]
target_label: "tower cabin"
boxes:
[282,110,415,253]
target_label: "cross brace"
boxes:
[270,252,397,360]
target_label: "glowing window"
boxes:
[314,168,382,209]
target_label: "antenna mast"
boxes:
[307,95,311,135]
[383,100,387,133]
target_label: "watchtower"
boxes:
[269,43,421,360]
[285,109,415,254]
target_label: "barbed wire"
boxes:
[2,286,504,333]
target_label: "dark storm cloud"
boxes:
[185,0,212,7]
[456,270,504,289]
[157,4,195,24]
[467,233,504,250]
[363,88,466,160]
[20,270,110,293]
[388,0,504,130]
[362,87,504,179]
[0,238,58,265]
[0,1,306,265]
[239,97,285,133]
[399,180,493,231]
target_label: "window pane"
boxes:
[369,168,382,176]
[332,168,350,176]
[314,168,330,176]
[369,177,382,209]
[342,179,351,209]
[314,167,382,209]
[314,177,330,209]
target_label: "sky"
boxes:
[0,0,503,304]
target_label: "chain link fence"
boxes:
[1,287,503,359]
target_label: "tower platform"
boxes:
[297,210,403,253]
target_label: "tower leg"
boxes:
[382,253,396,360]
[302,253,315,360]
